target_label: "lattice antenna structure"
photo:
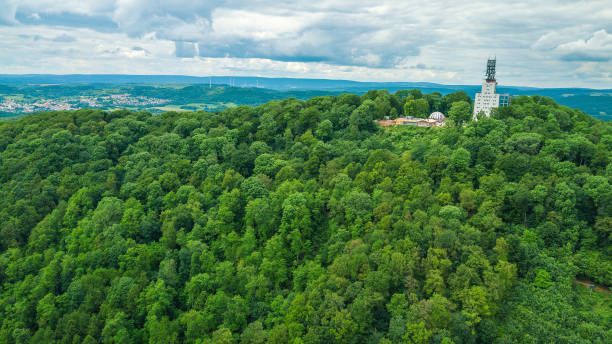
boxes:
[486,58,496,82]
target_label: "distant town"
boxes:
[0,94,170,114]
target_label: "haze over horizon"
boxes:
[1,1,611,88]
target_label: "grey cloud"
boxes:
[14,9,118,32]
[17,33,40,41]
[0,0,18,24]
[194,9,433,68]
[110,1,221,38]
[52,33,76,42]
[560,52,610,62]
[175,41,197,58]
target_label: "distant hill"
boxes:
[0,74,462,89]
[1,74,610,119]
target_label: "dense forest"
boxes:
[0,89,610,344]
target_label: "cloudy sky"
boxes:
[1,0,611,88]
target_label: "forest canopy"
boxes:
[0,90,610,344]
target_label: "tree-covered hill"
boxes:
[0,90,610,344]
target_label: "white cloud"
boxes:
[211,9,318,40]
[555,30,612,62]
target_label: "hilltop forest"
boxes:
[0,90,610,344]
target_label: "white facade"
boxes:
[473,81,501,118]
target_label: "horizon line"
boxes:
[0,73,611,91]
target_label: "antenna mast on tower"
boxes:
[486,57,496,82]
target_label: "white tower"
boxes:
[473,58,509,118]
